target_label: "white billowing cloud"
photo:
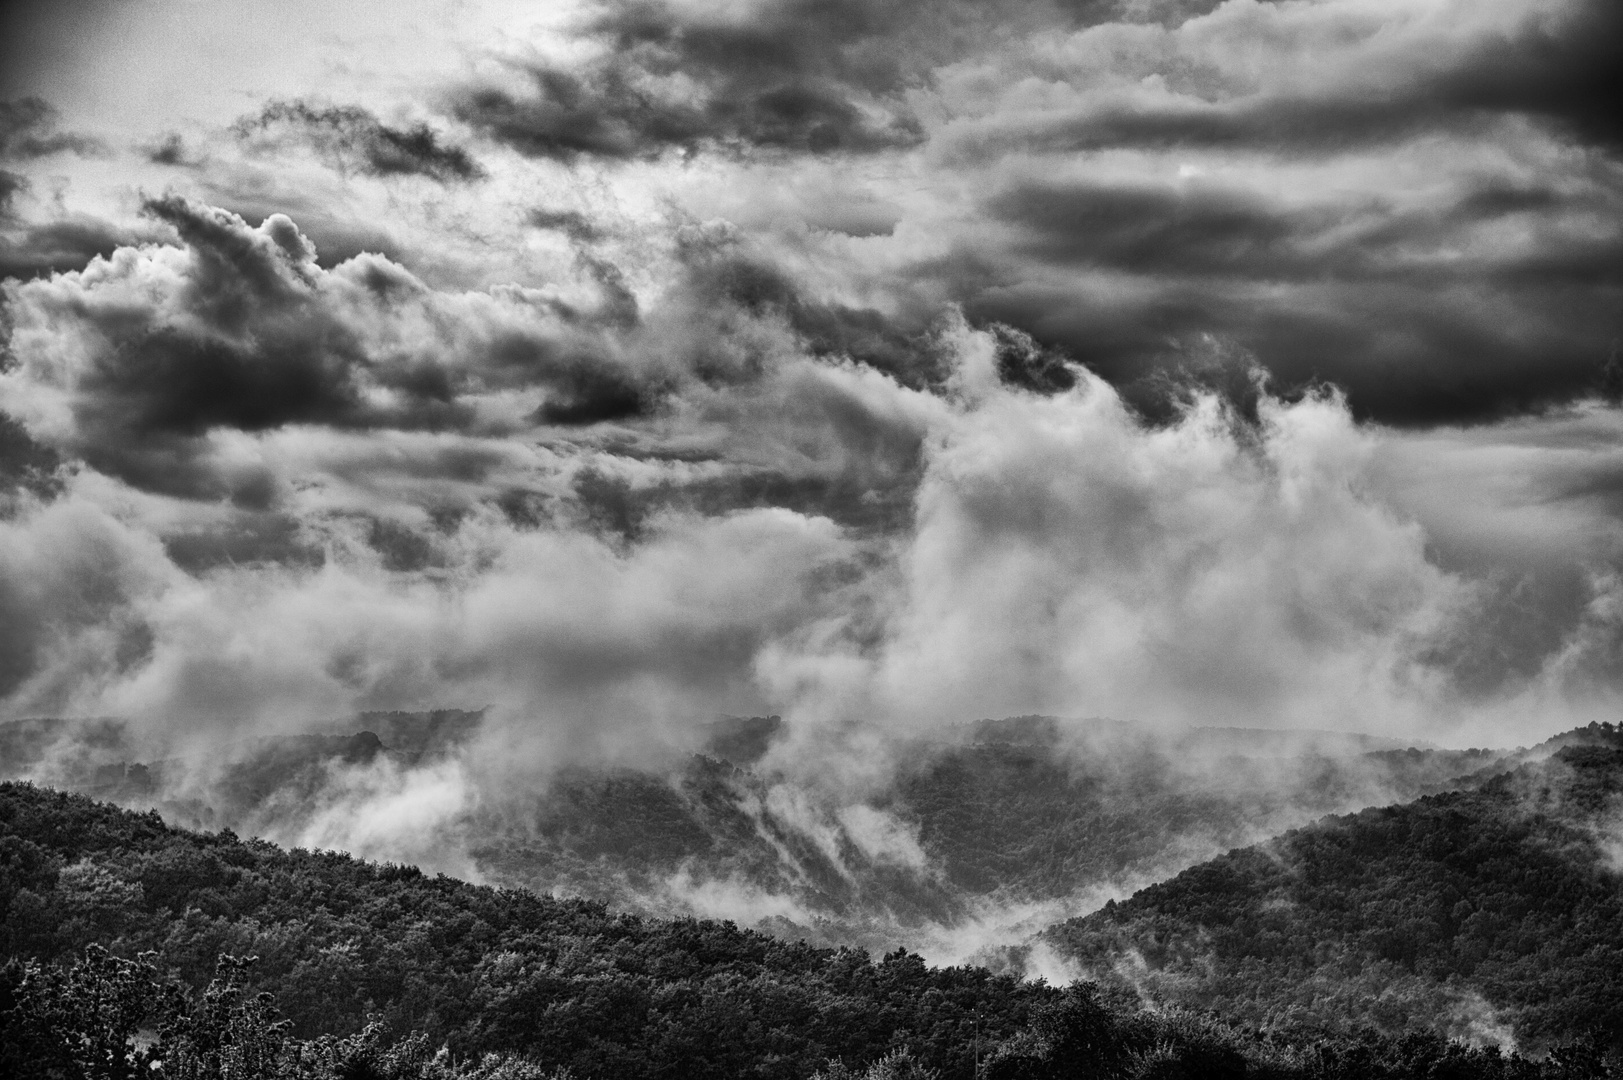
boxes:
[6,233,1623,772]
[0,494,179,708]
[89,504,856,757]
[761,332,1498,754]
[275,755,483,878]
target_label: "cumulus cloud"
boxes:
[10,0,1623,972]
[4,196,1622,767]
[0,0,1621,813]
[0,473,862,759]
[0,98,141,280]
[12,1,1618,427]
[757,354,1489,767]
[2,195,656,498]
[884,0,1622,425]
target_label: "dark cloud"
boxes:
[214,198,408,272]
[1,198,729,502]
[0,215,142,280]
[1435,0,1623,151]
[970,279,1620,427]
[1008,0,1623,159]
[565,419,928,537]
[989,177,1623,288]
[143,132,204,168]
[0,412,64,505]
[3,198,444,498]
[0,96,104,159]
[1023,98,1444,158]
[235,100,486,182]
[366,516,439,572]
[531,355,647,425]
[971,176,1623,424]
[448,0,937,159]
[990,324,1078,395]
[147,133,185,165]
[80,322,364,439]
[0,170,22,216]
[527,208,607,244]
[571,467,647,542]
[474,315,651,424]
[161,514,322,574]
[987,181,1302,278]
[671,233,950,389]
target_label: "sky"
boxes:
[2,0,1622,763]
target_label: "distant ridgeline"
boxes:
[0,711,483,818]
[4,781,1622,1079]
[0,710,1527,957]
[1043,725,1623,1051]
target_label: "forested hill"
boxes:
[5,781,1616,1079]
[0,780,1048,1079]
[1,711,1506,958]
[1043,736,1623,1050]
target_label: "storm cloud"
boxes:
[0,0,1622,781]
[971,173,1622,422]
[446,0,947,158]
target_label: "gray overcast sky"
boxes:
[2,0,1621,751]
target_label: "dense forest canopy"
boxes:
[0,712,1508,960]
[5,750,1623,1078]
[1045,735,1623,1050]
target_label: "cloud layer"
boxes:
[3,200,1619,765]
[1,0,1622,776]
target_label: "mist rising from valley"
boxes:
[0,707,1512,966]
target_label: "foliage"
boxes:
[1,780,1041,1079]
[7,757,1623,1079]
[1,946,567,1078]
[1046,739,1623,1050]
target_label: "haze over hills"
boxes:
[1,710,1509,962]
[1040,724,1623,1050]
[4,0,1623,1073]
[8,713,1623,1069]
[13,777,1616,1080]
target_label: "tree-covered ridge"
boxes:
[3,711,1509,956]
[1043,733,1623,1049]
[0,781,1043,1078]
[6,779,1619,1079]
[888,730,1496,902]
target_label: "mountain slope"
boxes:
[1,712,1509,960]
[4,780,1611,1080]
[0,779,1045,1079]
[1041,732,1623,1048]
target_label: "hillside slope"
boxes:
[1,713,1504,959]
[0,780,1043,1079]
[1042,730,1623,1048]
[3,780,1612,1079]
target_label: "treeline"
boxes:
[1046,741,1623,1048]
[9,944,1617,1080]
[4,780,1620,1078]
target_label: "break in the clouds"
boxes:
[2,0,1622,770]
